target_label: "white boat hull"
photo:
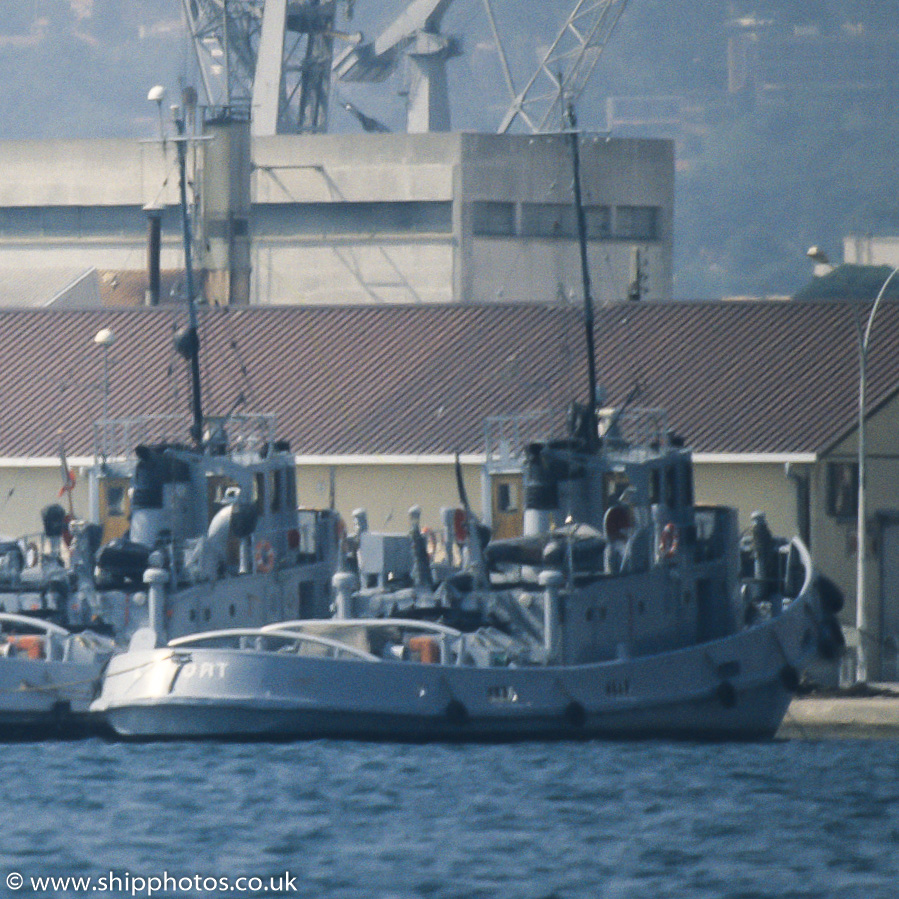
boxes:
[94,594,822,742]
[0,657,106,738]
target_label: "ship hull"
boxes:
[0,657,107,739]
[94,593,822,743]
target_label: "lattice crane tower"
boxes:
[182,0,630,135]
[488,0,630,133]
[181,0,355,135]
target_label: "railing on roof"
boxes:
[598,406,671,449]
[484,409,564,472]
[93,412,279,463]
[484,406,673,471]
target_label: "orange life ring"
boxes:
[659,523,679,559]
[254,539,275,574]
[7,635,45,660]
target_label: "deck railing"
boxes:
[484,406,673,470]
[92,412,279,463]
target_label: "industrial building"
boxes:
[0,129,673,308]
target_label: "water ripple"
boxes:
[1,739,899,898]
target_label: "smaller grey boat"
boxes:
[0,611,114,739]
[0,513,115,738]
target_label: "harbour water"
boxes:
[1,737,897,899]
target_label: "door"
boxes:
[99,477,131,544]
[490,473,523,540]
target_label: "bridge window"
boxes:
[271,469,282,512]
[664,466,678,507]
[650,468,661,504]
[603,470,630,507]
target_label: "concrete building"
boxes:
[0,131,674,308]
[843,234,899,269]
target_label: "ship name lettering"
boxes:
[181,661,229,678]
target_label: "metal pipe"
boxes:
[539,568,564,660]
[146,207,162,306]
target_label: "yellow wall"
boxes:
[294,463,482,535]
[0,468,90,539]
[0,463,481,542]
[0,459,810,549]
[693,461,798,537]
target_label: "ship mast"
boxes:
[173,115,205,448]
[565,104,599,451]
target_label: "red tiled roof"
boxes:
[0,300,893,460]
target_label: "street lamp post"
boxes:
[94,328,116,465]
[854,268,899,682]
[809,247,899,681]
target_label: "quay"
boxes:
[778,688,899,739]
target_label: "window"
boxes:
[497,482,518,513]
[207,476,239,517]
[615,206,660,240]
[285,467,297,511]
[254,472,265,516]
[603,470,630,507]
[254,201,452,236]
[472,201,514,236]
[649,469,661,505]
[91,205,140,236]
[827,462,858,519]
[585,206,611,238]
[270,469,282,512]
[105,485,126,517]
[682,463,694,507]
[520,203,577,238]
[664,466,678,507]
[49,207,82,235]
[101,479,130,520]
[0,207,40,236]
